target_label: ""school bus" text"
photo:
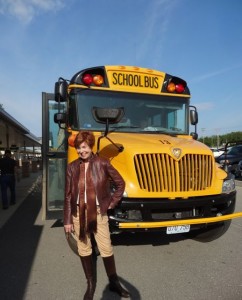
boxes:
[112,72,159,89]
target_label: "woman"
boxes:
[64,131,130,300]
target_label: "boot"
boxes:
[103,255,130,298]
[80,255,96,300]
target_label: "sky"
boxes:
[0,0,242,139]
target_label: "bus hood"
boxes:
[97,132,212,157]
[96,132,225,197]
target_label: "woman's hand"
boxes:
[64,224,74,233]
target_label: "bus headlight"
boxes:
[222,178,236,194]
[123,191,128,198]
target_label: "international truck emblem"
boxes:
[172,148,182,159]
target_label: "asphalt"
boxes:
[0,170,43,299]
[0,170,133,300]
[0,170,241,300]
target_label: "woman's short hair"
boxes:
[74,131,95,149]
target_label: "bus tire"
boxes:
[191,220,231,243]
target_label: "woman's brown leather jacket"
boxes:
[64,154,125,225]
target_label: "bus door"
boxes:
[42,92,67,220]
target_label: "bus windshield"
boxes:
[69,90,189,134]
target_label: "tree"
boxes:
[198,131,242,147]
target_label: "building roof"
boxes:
[0,107,41,150]
[0,107,30,134]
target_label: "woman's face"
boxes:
[76,142,92,160]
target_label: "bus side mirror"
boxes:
[92,107,124,124]
[190,109,198,125]
[54,112,67,129]
[190,132,198,140]
[55,80,68,102]
[189,106,198,139]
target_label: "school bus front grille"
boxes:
[134,153,213,192]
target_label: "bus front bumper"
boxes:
[108,192,241,233]
[113,212,242,229]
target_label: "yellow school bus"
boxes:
[42,65,242,242]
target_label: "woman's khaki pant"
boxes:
[72,207,114,257]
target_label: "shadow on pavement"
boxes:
[100,277,141,300]
[90,251,141,300]
[0,182,43,300]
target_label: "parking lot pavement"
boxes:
[0,171,45,299]
[235,179,242,187]
[0,172,242,300]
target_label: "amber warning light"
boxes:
[166,77,186,94]
[82,73,104,86]
[68,133,78,147]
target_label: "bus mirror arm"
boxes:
[105,135,124,152]
[97,135,124,155]
[103,119,124,152]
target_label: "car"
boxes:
[215,144,242,176]
[235,160,242,178]
[210,147,224,158]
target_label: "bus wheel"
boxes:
[191,220,231,243]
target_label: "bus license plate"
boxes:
[166,225,190,234]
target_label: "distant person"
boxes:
[0,149,17,209]
[64,131,130,299]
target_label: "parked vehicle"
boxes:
[215,142,242,176]
[235,160,242,178]
[211,147,224,158]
